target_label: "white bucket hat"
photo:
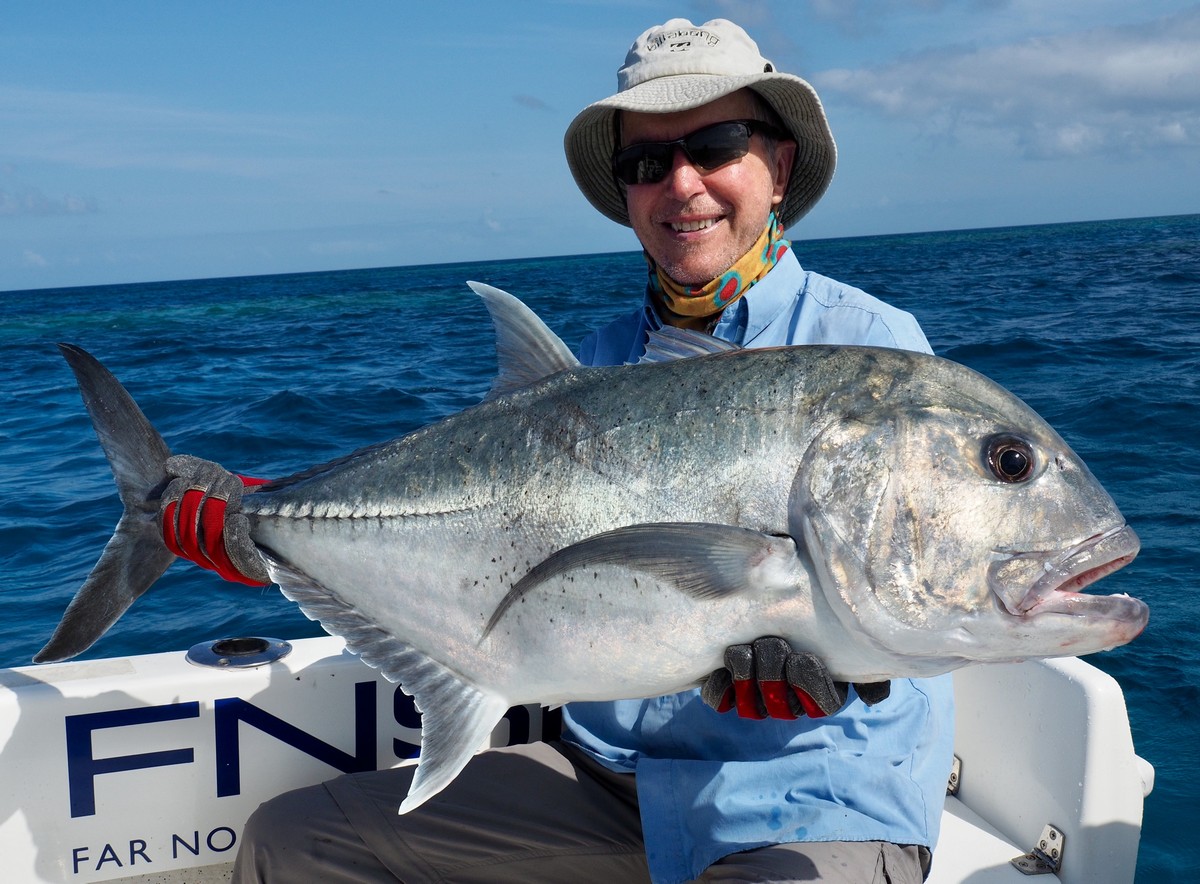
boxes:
[564,18,837,229]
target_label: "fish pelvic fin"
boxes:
[262,550,509,813]
[483,523,806,639]
[35,345,176,663]
[466,281,580,398]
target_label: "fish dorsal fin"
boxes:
[262,550,508,814]
[639,326,740,364]
[467,281,581,399]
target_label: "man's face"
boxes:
[620,91,796,286]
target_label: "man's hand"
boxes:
[159,454,271,586]
[700,636,891,719]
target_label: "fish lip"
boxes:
[1005,524,1141,618]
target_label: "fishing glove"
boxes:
[159,454,271,586]
[700,636,891,719]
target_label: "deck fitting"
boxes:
[186,636,293,669]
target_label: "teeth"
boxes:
[672,219,716,232]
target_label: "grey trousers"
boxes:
[232,741,930,884]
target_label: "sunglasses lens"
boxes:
[686,122,753,169]
[612,145,673,186]
[612,122,756,186]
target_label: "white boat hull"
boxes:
[0,638,1151,883]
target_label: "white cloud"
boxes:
[0,187,97,217]
[813,8,1200,158]
[805,0,950,29]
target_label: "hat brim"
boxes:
[564,72,837,229]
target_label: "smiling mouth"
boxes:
[670,218,719,233]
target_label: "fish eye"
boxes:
[985,434,1035,483]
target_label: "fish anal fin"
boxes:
[400,682,508,813]
[260,551,508,813]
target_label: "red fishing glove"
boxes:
[700,636,891,719]
[160,454,271,586]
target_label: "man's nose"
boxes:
[660,147,706,198]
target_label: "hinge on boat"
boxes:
[1011,824,1065,876]
[945,755,961,796]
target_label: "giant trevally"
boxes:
[36,282,1148,812]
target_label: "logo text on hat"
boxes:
[647,28,719,52]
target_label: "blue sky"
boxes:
[2,1,1198,292]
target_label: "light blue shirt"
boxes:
[567,249,955,884]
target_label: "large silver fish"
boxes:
[37,282,1147,811]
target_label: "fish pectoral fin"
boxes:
[261,550,508,813]
[484,523,805,638]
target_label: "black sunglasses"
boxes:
[611,119,786,186]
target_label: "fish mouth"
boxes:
[991,525,1145,625]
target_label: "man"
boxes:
[166,18,954,884]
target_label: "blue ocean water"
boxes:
[2,214,1197,881]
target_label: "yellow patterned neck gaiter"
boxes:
[646,212,790,331]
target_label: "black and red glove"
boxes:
[700,636,891,719]
[159,454,271,586]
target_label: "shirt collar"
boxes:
[636,249,804,351]
[710,248,803,346]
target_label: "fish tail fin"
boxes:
[35,344,176,663]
